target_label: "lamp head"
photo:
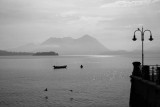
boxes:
[149,35,153,41]
[132,34,137,41]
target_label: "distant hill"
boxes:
[33,51,58,56]
[0,50,59,56]
[0,50,33,56]
[12,35,109,55]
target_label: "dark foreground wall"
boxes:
[130,75,160,107]
[129,62,160,107]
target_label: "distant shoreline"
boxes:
[33,52,58,56]
[0,50,58,56]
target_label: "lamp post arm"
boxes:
[134,30,142,36]
[144,30,152,35]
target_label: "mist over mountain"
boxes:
[7,34,160,56]
[11,35,109,55]
[10,43,38,52]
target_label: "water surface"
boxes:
[0,55,159,107]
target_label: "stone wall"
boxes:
[130,75,160,107]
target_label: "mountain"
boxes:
[41,35,109,55]
[42,37,74,46]
[12,35,109,55]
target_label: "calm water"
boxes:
[0,55,159,107]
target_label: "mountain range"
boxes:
[6,34,160,56]
[11,35,109,55]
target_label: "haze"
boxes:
[0,0,160,51]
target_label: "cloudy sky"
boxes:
[0,0,160,51]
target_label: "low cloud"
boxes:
[100,0,158,8]
[0,0,160,51]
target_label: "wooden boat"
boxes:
[53,65,67,69]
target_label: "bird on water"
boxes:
[44,88,48,91]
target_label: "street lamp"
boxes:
[132,26,153,68]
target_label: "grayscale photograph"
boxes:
[0,0,160,107]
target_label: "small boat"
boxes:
[53,65,67,69]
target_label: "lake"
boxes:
[0,55,159,107]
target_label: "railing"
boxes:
[132,62,160,85]
[148,65,160,83]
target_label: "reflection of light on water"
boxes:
[88,55,114,58]
[60,55,114,58]
[88,62,100,63]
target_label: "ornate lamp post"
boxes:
[132,26,153,68]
